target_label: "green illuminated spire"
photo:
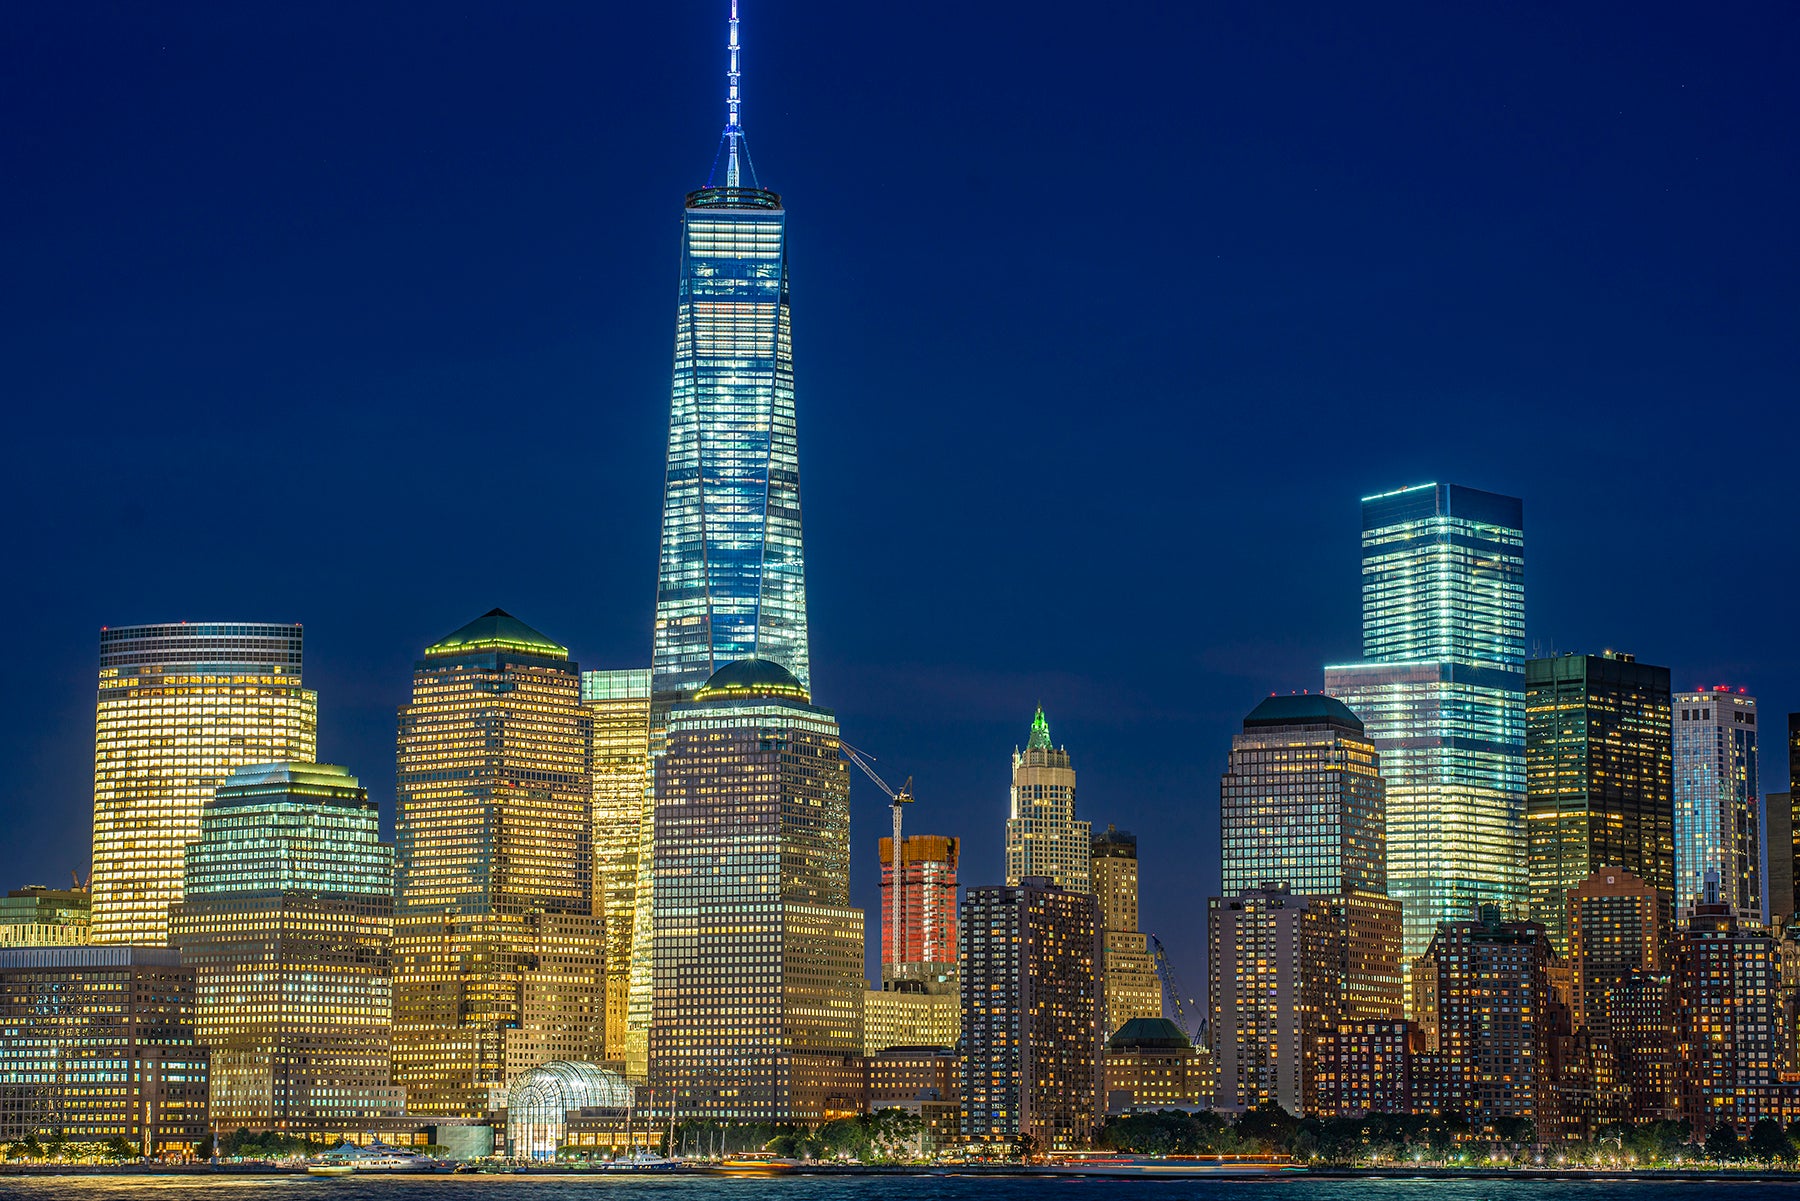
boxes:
[1028,705,1052,751]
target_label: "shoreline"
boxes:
[4,1163,1800,1183]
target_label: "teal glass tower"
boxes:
[1325,483,1526,962]
[652,0,809,706]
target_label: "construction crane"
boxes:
[841,742,912,984]
[1149,935,1198,1041]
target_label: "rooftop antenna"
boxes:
[708,0,759,189]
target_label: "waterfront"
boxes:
[4,1177,1800,1201]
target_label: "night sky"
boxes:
[4,3,1797,996]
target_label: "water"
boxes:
[0,1178,1790,1201]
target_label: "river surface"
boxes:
[0,1177,1793,1201]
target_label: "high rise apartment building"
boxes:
[392,610,602,1115]
[1673,687,1760,922]
[1566,868,1662,1040]
[91,622,316,944]
[1415,909,1557,1131]
[1325,484,1526,959]
[648,659,864,1121]
[1675,902,1781,1133]
[960,879,1103,1150]
[170,762,401,1133]
[1219,694,1403,1022]
[879,834,959,984]
[582,668,652,1068]
[1207,885,1337,1116]
[1091,826,1162,1034]
[0,947,209,1154]
[1005,708,1090,894]
[1525,653,1673,955]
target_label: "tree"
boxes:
[1704,1123,1740,1161]
[1749,1118,1791,1163]
[1014,1132,1040,1164]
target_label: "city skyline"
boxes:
[4,2,1799,1001]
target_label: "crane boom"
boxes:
[1149,935,1197,1041]
[842,742,913,987]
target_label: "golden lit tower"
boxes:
[171,762,402,1136]
[581,667,652,1070]
[91,622,316,945]
[1005,707,1090,893]
[1091,826,1163,1035]
[649,659,865,1121]
[392,609,602,1115]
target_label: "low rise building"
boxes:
[1102,1017,1206,1112]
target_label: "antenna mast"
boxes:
[725,0,743,187]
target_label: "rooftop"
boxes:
[424,608,568,660]
[1108,1017,1192,1051]
[694,657,810,703]
[1243,693,1364,732]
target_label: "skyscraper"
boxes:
[582,668,651,1069]
[1207,884,1338,1116]
[392,609,602,1115]
[1090,826,1163,1035]
[1675,901,1781,1133]
[1005,707,1091,893]
[91,622,316,945]
[1673,686,1760,922]
[1767,713,1800,926]
[648,659,864,1121]
[878,834,959,984]
[170,762,401,1135]
[1566,867,1662,1039]
[960,879,1103,1150]
[651,3,808,706]
[1324,483,1527,960]
[1524,652,1674,956]
[636,2,816,1072]
[1219,694,1403,1022]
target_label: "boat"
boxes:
[709,1154,798,1175]
[311,1138,454,1174]
[601,1151,681,1172]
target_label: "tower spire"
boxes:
[710,0,758,189]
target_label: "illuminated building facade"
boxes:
[1102,1017,1207,1112]
[1566,868,1662,1039]
[1415,909,1556,1131]
[393,609,602,1115]
[1004,708,1091,894]
[91,622,316,945]
[959,879,1103,1150]
[648,659,864,1121]
[0,886,91,947]
[1525,653,1673,956]
[1316,1019,1425,1118]
[0,947,209,1153]
[1220,694,1403,1021]
[1768,715,1800,926]
[581,668,651,1069]
[878,834,958,986]
[862,987,959,1056]
[1090,826,1162,1035]
[171,762,401,1133]
[1675,902,1780,1132]
[1206,885,1337,1116]
[1674,687,1760,922]
[1324,483,1526,960]
[639,8,816,1076]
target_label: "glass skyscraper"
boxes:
[581,668,651,1072]
[1325,483,1526,961]
[171,761,402,1134]
[650,8,808,704]
[1673,686,1760,923]
[91,622,317,945]
[1524,652,1673,956]
[636,4,816,1072]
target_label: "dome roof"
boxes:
[694,657,809,702]
[505,1061,632,1113]
[424,608,568,660]
[1107,1017,1194,1050]
[1242,693,1363,732]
